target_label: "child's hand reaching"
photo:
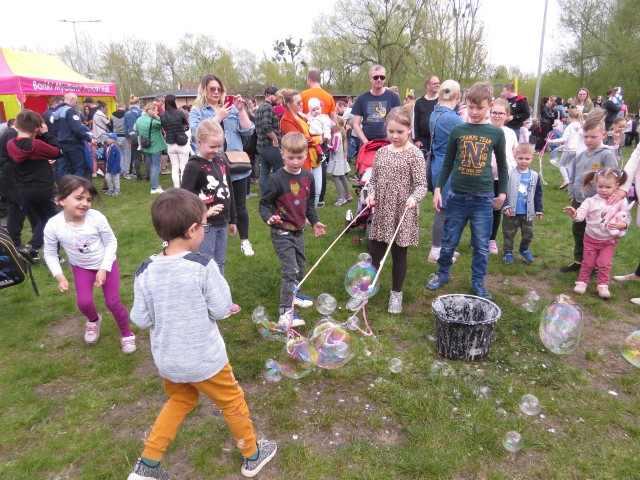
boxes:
[313,222,326,237]
[94,269,107,288]
[207,204,224,217]
[55,274,69,293]
[266,214,282,226]
[563,206,576,218]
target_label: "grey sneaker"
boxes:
[127,458,169,480]
[388,290,403,314]
[241,439,277,478]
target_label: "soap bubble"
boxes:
[257,320,287,342]
[539,294,583,354]
[621,330,640,368]
[256,73,267,85]
[316,293,337,315]
[278,337,317,379]
[252,305,268,324]
[523,291,541,313]
[310,321,355,369]
[345,261,379,300]
[519,394,541,416]
[388,358,403,373]
[346,315,360,331]
[358,252,372,264]
[502,431,522,452]
[262,359,282,382]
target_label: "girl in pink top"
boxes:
[563,168,630,298]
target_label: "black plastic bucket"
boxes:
[431,294,502,361]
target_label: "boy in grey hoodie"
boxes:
[560,111,618,272]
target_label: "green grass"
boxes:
[1,160,639,479]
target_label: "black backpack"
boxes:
[0,226,39,296]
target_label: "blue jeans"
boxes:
[147,152,161,190]
[258,146,283,194]
[437,192,493,287]
[200,224,229,275]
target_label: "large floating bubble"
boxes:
[621,330,640,368]
[256,73,267,85]
[316,293,337,315]
[519,394,541,416]
[252,305,268,324]
[358,252,372,263]
[257,320,287,342]
[345,261,379,300]
[263,359,282,382]
[279,337,318,379]
[539,294,583,354]
[502,431,522,452]
[310,321,355,369]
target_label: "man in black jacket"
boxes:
[412,75,440,152]
[42,96,63,132]
[503,84,530,141]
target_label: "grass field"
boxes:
[1,160,639,480]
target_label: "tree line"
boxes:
[16,0,639,111]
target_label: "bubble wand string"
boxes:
[295,206,371,292]
[369,207,409,291]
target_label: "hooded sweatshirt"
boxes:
[569,146,618,203]
[7,133,62,190]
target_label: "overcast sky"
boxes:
[0,0,560,76]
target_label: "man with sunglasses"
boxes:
[352,65,401,145]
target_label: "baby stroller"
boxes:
[345,139,390,242]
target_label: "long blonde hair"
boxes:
[194,74,226,109]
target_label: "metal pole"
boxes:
[59,19,102,71]
[533,0,549,119]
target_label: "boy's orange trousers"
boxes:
[141,363,257,460]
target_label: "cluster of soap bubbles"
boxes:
[255,254,382,381]
[539,294,583,354]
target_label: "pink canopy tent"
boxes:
[0,47,117,122]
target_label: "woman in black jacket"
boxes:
[160,94,190,188]
[536,97,555,151]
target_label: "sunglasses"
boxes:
[208,86,223,93]
[371,75,386,81]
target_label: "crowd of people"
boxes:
[0,65,639,479]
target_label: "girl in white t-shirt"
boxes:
[489,98,518,255]
[547,109,583,189]
[43,175,135,353]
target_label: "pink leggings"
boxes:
[71,260,133,338]
[577,234,618,285]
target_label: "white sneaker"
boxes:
[121,335,137,354]
[293,294,313,308]
[84,315,102,344]
[613,273,640,282]
[489,240,499,255]
[241,241,255,256]
[150,188,164,194]
[597,284,611,299]
[278,311,305,328]
[388,290,403,314]
[631,298,640,305]
[428,251,460,263]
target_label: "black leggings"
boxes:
[635,262,640,277]
[368,239,408,292]
[490,179,501,241]
[231,177,249,240]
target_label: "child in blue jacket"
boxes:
[104,133,122,196]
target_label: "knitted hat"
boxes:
[308,97,321,110]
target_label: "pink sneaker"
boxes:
[345,194,353,201]
[489,240,499,255]
[224,303,241,318]
[121,335,137,354]
[573,281,587,295]
[84,315,102,344]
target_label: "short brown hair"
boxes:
[151,189,206,242]
[515,143,534,156]
[583,109,606,133]
[281,132,308,155]
[307,69,321,83]
[56,175,99,202]
[466,82,493,105]
[15,109,43,134]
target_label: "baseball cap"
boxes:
[107,133,118,140]
[264,86,278,96]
